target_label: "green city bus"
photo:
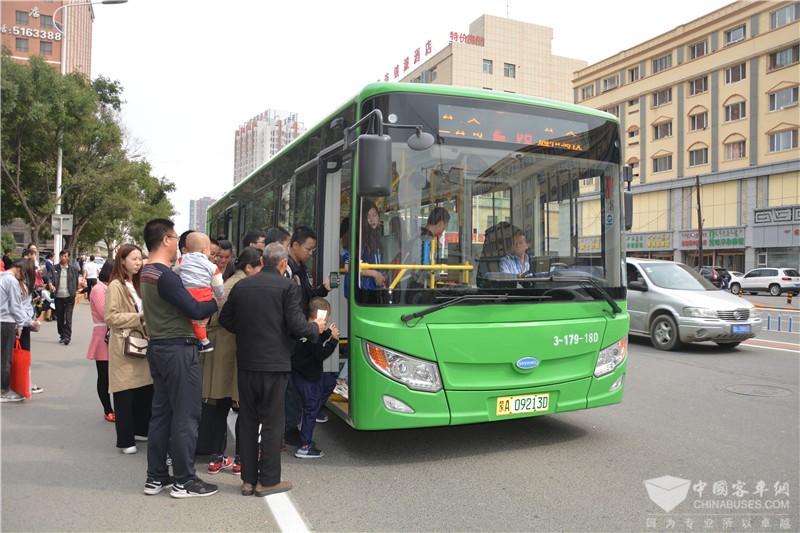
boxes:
[207,83,629,430]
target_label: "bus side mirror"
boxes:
[357,134,392,197]
[624,191,633,231]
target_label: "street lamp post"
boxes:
[52,0,127,252]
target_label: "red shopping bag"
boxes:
[10,339,31,400]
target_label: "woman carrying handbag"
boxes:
[105,244,153,454]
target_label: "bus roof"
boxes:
[209,83,618,213]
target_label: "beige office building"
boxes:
[401,14,586,103]
[573,1,799,270]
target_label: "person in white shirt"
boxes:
[83,255,101,300]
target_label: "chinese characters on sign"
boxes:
[448,32,484,46]
[381,40,433,82]
[679,228,745,249]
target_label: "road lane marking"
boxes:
[744,339,800,352]
[227,411,310,533]
[263,492,310,532]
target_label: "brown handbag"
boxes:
[122,328,148,358]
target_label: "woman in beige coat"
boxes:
[105,244,153,455]
[202,246,263,474]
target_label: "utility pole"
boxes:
[696,175,703,267]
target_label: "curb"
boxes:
[753,303,800,311]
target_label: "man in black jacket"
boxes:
[219,242,324,497]
[47,250,80,345]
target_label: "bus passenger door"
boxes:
[320,160,350,382]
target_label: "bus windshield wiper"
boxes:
[400,294,509,323]
[548,272,622,315]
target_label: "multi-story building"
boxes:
[1,0,95,77]
[189,196,216,233]
[400,14,586,104]
[573,1,799,270]
[233,110,306,185]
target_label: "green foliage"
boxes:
[0,48,176,253]
[1,229,17,254]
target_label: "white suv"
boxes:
[730,268,800,296]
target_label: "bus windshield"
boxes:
[353,93,624,306]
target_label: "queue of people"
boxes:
[4,204,451,498]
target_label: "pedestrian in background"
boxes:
[48,250,80,345]
[87,259,115,423]
[83,255,101,301]
[105,244,152,455]
[219,242,323,497]
[18,258,43,395]
[0,259,40,402]
[141,219,218,498]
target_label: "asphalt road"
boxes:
[1,299,797,532]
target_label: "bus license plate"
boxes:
[732,324,751,334]
[496,393,550,416]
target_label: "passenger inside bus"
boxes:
[358,200,386,289]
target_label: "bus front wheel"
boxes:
[651,314,682,351]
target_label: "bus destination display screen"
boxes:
[437,104,591,152]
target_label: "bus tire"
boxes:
[650,314,682,351]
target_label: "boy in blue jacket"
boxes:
[291,297,339,458]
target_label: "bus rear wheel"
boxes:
[650,314,682,351]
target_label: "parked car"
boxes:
[698,265,732,288]
[730,267,800,296]
[627,258,761,351]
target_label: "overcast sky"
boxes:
[90,0,733,232]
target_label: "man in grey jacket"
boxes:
[47,250,80,345]
[219,243,324,497]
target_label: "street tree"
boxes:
[1,50,175,255]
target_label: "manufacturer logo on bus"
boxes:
[516,357,540,370]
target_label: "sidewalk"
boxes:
[0,301,283,531]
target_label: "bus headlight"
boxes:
[363,341,443,393]
[594,337,627,378]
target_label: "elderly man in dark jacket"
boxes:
[219,242,323,498]
[47,250,81,345]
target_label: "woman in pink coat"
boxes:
[87,259,115,422]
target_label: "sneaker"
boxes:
[63,338,70,345]
[134,435,148,442]
[232,455,241,476]
[198,339,214,353]
[333,383,349,399]
[104,412,116,423]
[58,338,65,344]
[295,445,324,459]
[144,476,174,495]
[207,455,233,474]
[170,478,218,498]
[255,481,293,497]
[0,389,25,403]
[315,413,329,423]
[30,385,43,394]
[121,446,137,454]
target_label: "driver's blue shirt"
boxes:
[499,253,530,276]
